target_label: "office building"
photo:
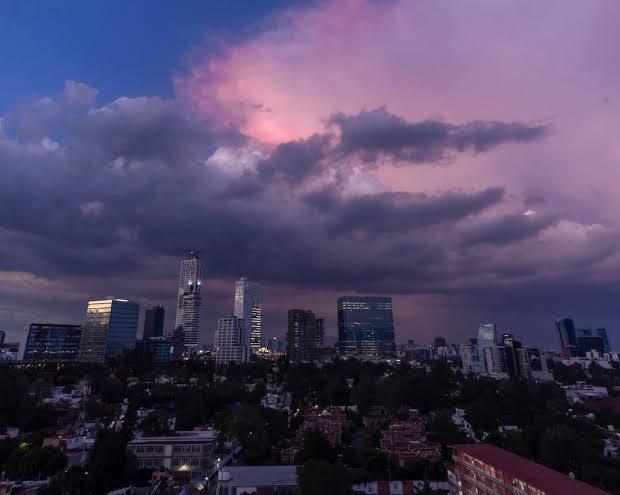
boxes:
[146,336,173,363]
[449,444,610,495]
[216,466,298,495]
[434,336,447,349]
[577,335,605,356]
[174,251,203,353]
[527,348,552,380]
[337,296,396,358]
[500,334,531,379]
[556,318,578,357]
[287,309,324,361]
[460,338,484,374]
[21,323,82,363]
[127,430,218,477]
[595,328,611,352]
[477,324,497,349]
[314,317,325,348]
[143,305,165,339]
[79,298,140,363]
[214,316,248,365]
[234,277,262,353]
[0,330,5,345]
[266,337,285,353]
[170,326,185,361]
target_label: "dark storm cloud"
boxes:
[321,188,505,236]
[0,88,614,324]
[257,133,330,182]
[329,107,549,162]
[459,213,557,246]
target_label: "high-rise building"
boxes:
[337,296,395,358]
[79,298,140,363]
[174,251,203,353]
[287,309,324,361]
[267,336,285,353]
[234,277,262,353]
[555,318,577,357]
[500,334,531,379]
[143,305,165,339]
[214,316,248,365]
[0,330,5,345]
[434,336,447,350]
[314,317,325,348]
[527,348,552,380]
[477,324,497,349]
[595,328,611,352]
[21,323,82,363]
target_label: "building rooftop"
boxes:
[454,444,611,495]
[217,465,298,487]
[128,429,218,444]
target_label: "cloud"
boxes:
[80,200,105,216]
[63,80,99,107]
[329,108,548,162]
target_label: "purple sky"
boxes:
[1,0,619,348]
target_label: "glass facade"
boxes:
[555,318,577,355]
[337,296,395,357]
[79,298,140,363]
[22,323,82,362]
[143,305,165,339]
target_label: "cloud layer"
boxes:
[2,0,620,346]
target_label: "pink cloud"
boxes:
[174,0,620,224]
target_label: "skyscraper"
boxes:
[337,296,395,358]
[234,277,262,353]
[477,323,497,348]
[555,318,577,357]
[595,328,611,352]
[143,305,165,339]
[174,251,203,353]
[287,309,323,361]
[214,316,248,365]
[500,333,531,379]
[21,323,83,363]
[79,298,140,363]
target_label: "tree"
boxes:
[297,460,351,495]
[297,431,338,463]
[85,430,138,495]
[4,445,67,480]
[140,410,173,436]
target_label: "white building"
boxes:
[234,277,262,353]
[174,251,203,353]
[214,316,248,365]
[563,381,609,403]
[127,429,218,476]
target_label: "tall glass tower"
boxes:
[337,296,395,358]
[477,323,497,349]
[234,277,262,353]
[78,298,139,363]
[174,251,203,353]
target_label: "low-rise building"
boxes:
[448,444,611,495]
[563,381,609,404]
[127,429,218,477]
[216,465,298,495]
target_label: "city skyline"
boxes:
[1,1,619,349]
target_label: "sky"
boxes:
[1,0,619,349]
